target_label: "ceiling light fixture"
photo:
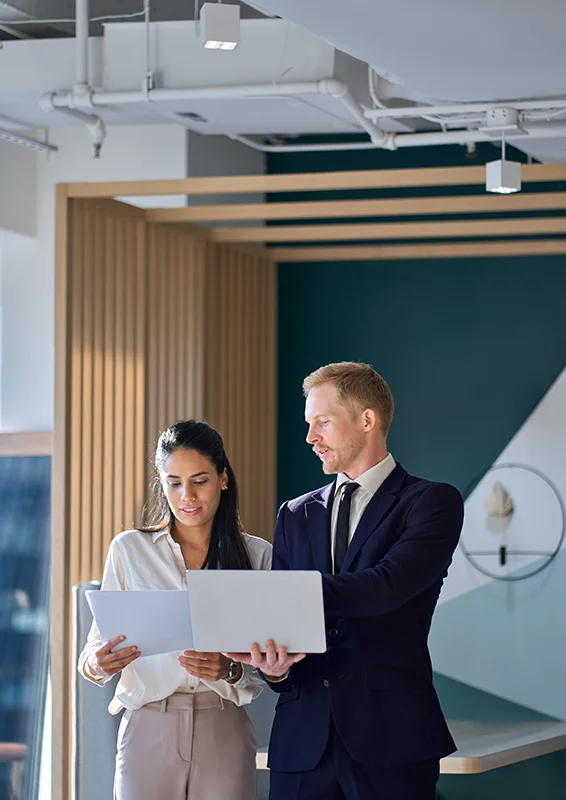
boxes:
[479,107,527,138]
[0,128,57,154]
[485,134,521,194]
[200,2,240,50]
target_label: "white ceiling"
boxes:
[248,0,566,103]
[238,0,566,161]
[2,0,566,160]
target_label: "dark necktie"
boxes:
[334,482,360,574]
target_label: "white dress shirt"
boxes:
[331,453,397,568]
[78,528,272,714]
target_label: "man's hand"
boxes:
[91,635,140,677]
[227,639,306,681]
[178,650,234,681]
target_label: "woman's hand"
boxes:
[91,635,140,677]
[178,650,235,681]
[228,640,305,681]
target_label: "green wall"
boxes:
[270,142,566,797]
[276,254,566,503]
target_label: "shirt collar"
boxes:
[335,453,396,498]
[152,525,171,543]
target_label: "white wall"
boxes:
[0,136,37,237]
[0,124,266,432]
[0,123,188,431]
[0,229,50,430]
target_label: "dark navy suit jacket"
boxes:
[266,464,464,772]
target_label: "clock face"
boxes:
[460,463,565,581]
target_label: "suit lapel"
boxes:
[341,465,406,572]
[304,481,335,573]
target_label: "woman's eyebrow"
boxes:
[164,471,209,479]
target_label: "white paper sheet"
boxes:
[86,589,193,658]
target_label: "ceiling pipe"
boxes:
[39,38,566,156]
[41,77,393,148]
[38,0,107,157]
[75,0,89,92]
[39,97,106,157]
[317,78,389,146]
[229,122,566,153]
[228,134,379,153]
[365,98,566,121]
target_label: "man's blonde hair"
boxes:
[303,362,394,435]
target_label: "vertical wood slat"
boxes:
[134,219,147,529]
[52,183,71,800]
[91,205,104,577]
[102,212,116,559]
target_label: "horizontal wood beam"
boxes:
[63,163,566,199]
[211,217,566,243]
[272,239,566,262]
[0,431,53,457]
[145,192,566,223]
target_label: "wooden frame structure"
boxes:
[64,162,566,263]
[53,187,277,800]
[53,161,566,800]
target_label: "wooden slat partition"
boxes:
[54,195,277,800]
[66,199,148,589]
[53,196,147,800]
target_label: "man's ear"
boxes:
[362,408,378,432]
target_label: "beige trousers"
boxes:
[114,691,258,800]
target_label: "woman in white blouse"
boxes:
[79,420,272,800]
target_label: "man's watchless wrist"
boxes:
[263,670,290,683]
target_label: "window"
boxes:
[0,453,51,800]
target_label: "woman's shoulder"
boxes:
[110,528,154,551]
[241,533,272,569]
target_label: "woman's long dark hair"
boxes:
[141,420,252,570]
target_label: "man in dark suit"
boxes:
[232,362,464,800]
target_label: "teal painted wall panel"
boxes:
[434,675,566,798]
[277,255,566,504]
[437,751,566,800]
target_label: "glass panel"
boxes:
[0,456,51,800]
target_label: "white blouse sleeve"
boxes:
[77,537,126,685]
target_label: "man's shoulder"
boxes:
[400,470,463,506]
[281,483,333,513]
